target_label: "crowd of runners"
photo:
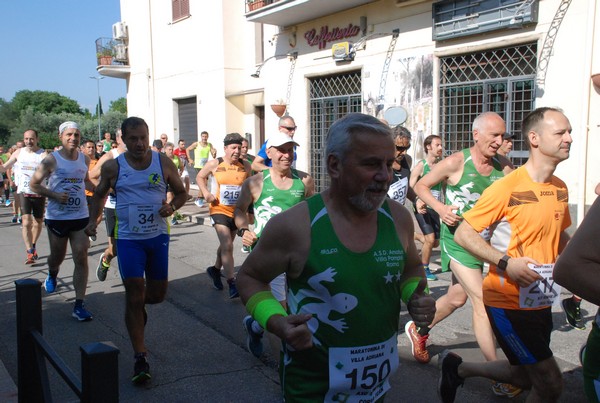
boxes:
[1,109,597,402]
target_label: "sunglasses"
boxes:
[280,126,297,131]
[396,145,410,152]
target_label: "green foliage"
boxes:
[11,90,83,115]
[0,98,17,145]
[6,107,126,149]
[109,97,127,114]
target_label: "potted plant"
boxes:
[97,47,114,66]
[270,99,287,117]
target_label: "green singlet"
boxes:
[440,149,504,271]
[281,194,405,402]
[422,159,443,202]
[253,169,305,237]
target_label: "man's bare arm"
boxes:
[555,198,600,305]
[251,155,268,172]
[29,155,65,202]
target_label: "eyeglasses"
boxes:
[396,145,410,152]
[280,126,297,131]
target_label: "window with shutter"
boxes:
[172,0,190,22]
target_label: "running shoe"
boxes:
[425,267,438,281]
[89,235,96,242]
[228,278,239,299]
[25,252,35,265]
[5,199,11,207]
[241,245,251,254]
[492,381,522,398]
[194,198,205,207]
[132,356,151,384]
[562,297,586,330]
[18,215,22,224]
[11,215,18,223]
[438,350,464,403]
[206,266,223,290]
[44,275,57,293]
[96,253,111,282]
[170,216,178,225]
[32,249,38,260]
[405,321,430,363]
[243,315,264,358]
[72,303,93,321]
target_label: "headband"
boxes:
[224,139,242,146]
[59,121,79,134]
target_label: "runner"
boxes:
[29,121,95,321]
[237,113,435,401]
[198,132,251,298]
[234,131,314,357]
[0,130,48,263]
[85,116,187,384]
[439,107,573,403]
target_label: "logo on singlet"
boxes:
[540,190,554,196]
[148,173,161,184]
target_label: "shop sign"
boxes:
[304,24,361,50]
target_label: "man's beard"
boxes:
[348,184,388,213]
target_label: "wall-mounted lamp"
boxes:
[251,52,298,78]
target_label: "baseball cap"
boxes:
[267,132,299,148]
[503,132,517,140]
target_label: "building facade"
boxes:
[97,0,599,223]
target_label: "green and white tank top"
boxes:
[282,194,404,402]
[442,149,504,239]
[253,169,305,237]
[422,159,443,202]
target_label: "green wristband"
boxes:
[246,291,288,329]
[400,277,429,304]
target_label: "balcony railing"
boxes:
[95,37,128,67]
[245,0,377,27]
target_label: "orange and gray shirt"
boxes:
[209,157,249,217]
[462,166,571,310]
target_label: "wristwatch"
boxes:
[237,228,248,237]
[497,255,511,270]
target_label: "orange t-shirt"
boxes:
[85,158,98,197]
[462,167,571,310]
[209,158,249,217]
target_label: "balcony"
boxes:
[245,0,378,27]
[95,37,130,79]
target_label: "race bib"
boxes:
[129,204,159,234]
[519,264,561,308]
[59,188,83,212]
[219,185,241,206]
[326,334,399,402]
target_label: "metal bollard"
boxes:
[80,342,119,403]
[15,279,47,403]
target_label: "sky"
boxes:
[0,0,126,113]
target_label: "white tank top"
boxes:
[45,151,89,220]
[104,148,122,209]
[16,148,45,195]
[114,151,168,240]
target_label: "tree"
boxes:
[0,99,18,145]
[11,90,83,116]
[109,97,127,114]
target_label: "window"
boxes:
[172,0,190,22]
[439,43,537,166]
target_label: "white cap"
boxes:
[266,132,299,148]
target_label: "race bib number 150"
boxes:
[326,334,399,402]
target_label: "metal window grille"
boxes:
[309,72,362,192]
[439,43,536,166]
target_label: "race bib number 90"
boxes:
[326,334,399,402]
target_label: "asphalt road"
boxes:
[0,201,592,402]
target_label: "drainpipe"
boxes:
[577,0,597,225]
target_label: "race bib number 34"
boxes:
[326,334,399,402]
[130,204,159,234]
[519,264,561,309]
